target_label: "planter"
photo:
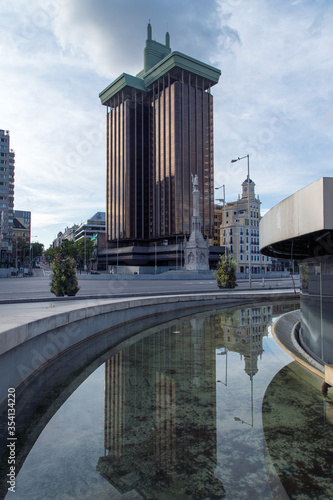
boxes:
[50,254,80,298]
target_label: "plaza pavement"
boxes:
[0,287,298,334]
[1,273,318,386]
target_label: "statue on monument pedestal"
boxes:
[192,173,199,191]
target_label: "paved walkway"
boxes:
[0,289,298,335]
[0,298,122,334]
[2,288,324,388]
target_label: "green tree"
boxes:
[18,241,30,265]
[61,239,77,259]
[31,242,44,260]
[214,254,238,289]
[45,245,61,263]
[45,240,77,264]
[45,238,95,269]
[75,238,95,269]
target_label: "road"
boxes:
[0,266,299,302]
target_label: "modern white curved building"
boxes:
[260,177,333,384]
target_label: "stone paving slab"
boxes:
[0,299,120,333]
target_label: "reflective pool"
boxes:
[1,301,332,499]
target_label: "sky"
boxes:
[1,0,333,248]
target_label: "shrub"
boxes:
[50,253,79,297]
[214,254,238,289]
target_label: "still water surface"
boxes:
[3,302,333,499]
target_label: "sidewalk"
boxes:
[0,298,119,335]
[0,289,299,335]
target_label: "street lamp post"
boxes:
[30,236,38,267]
[84,230,86,272]
[154,242,157,274]
[215,185,226,255]
[117,237,119,272]
[176,235,178,271]
[231,154,251,288]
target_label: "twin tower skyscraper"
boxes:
[99,23,221,253]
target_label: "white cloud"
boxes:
[213,0,333,211]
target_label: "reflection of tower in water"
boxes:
[216,305,272,378]
[104,351,126,460]
[98,317,226,499]
[215,305,273,426]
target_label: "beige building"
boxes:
[13,211,31,266]
[214,178,273,274]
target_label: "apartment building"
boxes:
[216,178,273,274]
[0,129,15,265]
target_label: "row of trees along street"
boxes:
[45,238,95,270]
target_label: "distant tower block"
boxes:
[184,174,210,271]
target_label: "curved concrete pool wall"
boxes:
[0,292,297,407]
[272,309,324,378]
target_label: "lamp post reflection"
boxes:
[216,345,228,386]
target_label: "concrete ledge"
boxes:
[272,310,324,378]
[0,291,298,406]
[325,364,333,386]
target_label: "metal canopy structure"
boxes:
[260,177,333,260]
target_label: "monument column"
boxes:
[184,174,210,271]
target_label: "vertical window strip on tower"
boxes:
[134,90,137,239]
[152,83,156,238]
[181,70,185,235]
[107,106,112,240]
[162,76,167,236]
[188,72,192,234]
[141,92,145,240]
[168,73,172,236]
[121,92,125,239]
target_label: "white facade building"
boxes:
[218,178,273,274]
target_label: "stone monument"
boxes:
[184,174,210,271]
